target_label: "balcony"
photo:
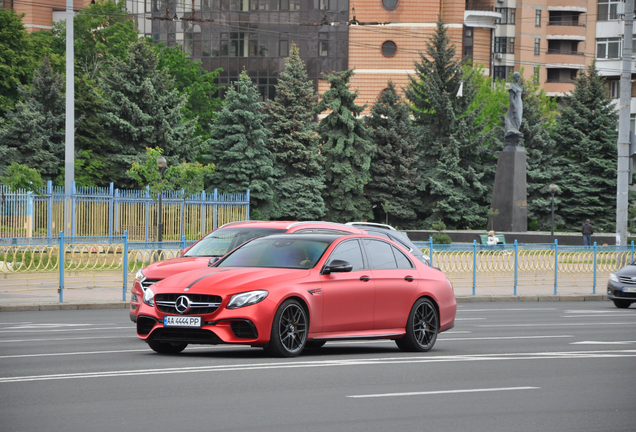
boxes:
[465,3,500,29]
[545,49,586,66]
[546,24,587,39]
[466,3,494,11]
[547,21,585,27]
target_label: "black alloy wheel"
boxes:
[147,340,188,354]
[396,298,439,352]
[265,299,308,357]
[613,299,633,309]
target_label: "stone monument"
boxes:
[491,72,527,232]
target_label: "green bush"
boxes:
[432,233,452,244]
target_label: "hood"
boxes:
[615,263,636,277]
[141,256,213,280]
[151,267,311,295]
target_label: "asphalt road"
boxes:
[0,302,634,432]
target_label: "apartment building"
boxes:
[6,0,92,32]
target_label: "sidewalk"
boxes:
[0,285,609,312]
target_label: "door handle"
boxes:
[360,276,371,282]
[404,276,414,282]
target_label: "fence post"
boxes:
[180,189,185,240]
[109,182,114,243]
[145,186,150,242]
[593,241,597,294]
[122,230,128,301]
[26,191,33,238]
[47,180,53,245]
[246,189,250,221]
[201,190,207,235]
[213,189,218,230]
[472,239,477,295]
[632,240,634,263]
[114,188,120,235]
[181,235,187,251]
[71,181,77,241]
[429,236,434,268]
[554,239,559,295]
[514,239,518,296]
[58,231,64,303]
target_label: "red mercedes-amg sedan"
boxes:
[136,233,456,357]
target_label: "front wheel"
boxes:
[264,299,308,357]
[147,340,188,354]
[613,299,632,309]
[396,298,439,352]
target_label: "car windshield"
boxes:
[184,228,286,257]
[218,237,331,269]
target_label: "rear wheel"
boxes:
[147,340,188,354]
[396,298,439,352]
[265,299,307,357]
[613,299,632,309]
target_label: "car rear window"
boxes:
[184,228,285,257]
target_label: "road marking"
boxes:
[562,314,635,318]
[0,326,133,334]
[458,308,556,312]
[0,335,139,344]
[571,341,636,345]
[455,318,486,321]
[1,349,635,383]
[563,310,631,314]
[439,335,573,342]
[347,386,540,398]
[478,322,636,328]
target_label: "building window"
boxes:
[598,0,622,21]
[319,40,328,57]
[495,37,515,54]
[382,0,398,11]
[495,8,516,25]
[535,9,541,26]
[610,80,620,99]
[381,40,397,57]
[597,38,621,59]
[534,38,540,55]
[463,26,473,60]
[493,66,514,81]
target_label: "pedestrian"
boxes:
[487,230,498,246]
[582,219,593,246]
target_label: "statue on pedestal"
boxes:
[504,72,523,147]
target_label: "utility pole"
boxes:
[64,0,75,236]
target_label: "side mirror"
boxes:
[208,257,220,267]
[321,259,353,275]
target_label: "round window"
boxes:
[382,0,398,11]
[382,40,397,57]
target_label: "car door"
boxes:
[320,239,375,332]
[361,239,418,330]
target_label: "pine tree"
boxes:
[265,44,325,220]
[208,70,275,218]
[100,41,199,189]
[0,57,65,180]
[317,69,374,223]
[520,71,562,231]
[364,81,420,227]
[552,62,618,231]
[405,19,496,229]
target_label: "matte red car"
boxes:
[136,233,456,357]
[129,221,366,321]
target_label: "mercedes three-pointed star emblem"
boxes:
[175,295,191,314]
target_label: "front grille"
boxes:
[150,328,223,344]
[141,279,162,290]
[137,316,157,335]
[155,293,222,315]
[618,276,636,285]
[230,321,258,339]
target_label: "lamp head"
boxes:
[156,156,167,169]
[548,184,558,194]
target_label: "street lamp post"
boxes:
[157,156,167,243]
[549,184,558,242]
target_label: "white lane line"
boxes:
[571,341,636,345]
[562,314,635,318]
[0,335,139,344]
[455,318,486,321]
[0,326,133,334]
[1,324,96,330]
[563,310,631,314]
[0,322,33,325]
[439,335,573,342]
[478,322,636,328]
[1,349,635,383]
[458,308,556,312]
[347,386,540,399]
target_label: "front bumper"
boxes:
[607,280,636,302]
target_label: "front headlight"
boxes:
[609,274,619,283]
[227,290,268,309]
[135,269,145,282]
[446,277,454,293]
[143,287,155,307]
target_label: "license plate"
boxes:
[622,287,636,293]
[164,316,202,327]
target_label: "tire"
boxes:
[264,299,308,357]
[396,298,439,352]
[613,299,632,309]
[147,340,188,354]
[305,341,326,349]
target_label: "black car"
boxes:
[346,222,431,266]
[608,263,636,308]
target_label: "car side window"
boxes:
[393,246,414,269]
[388,233,414,252]
[362,239,397,270]
[327,240,365,271]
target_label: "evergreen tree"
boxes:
[0,57,65,180]
[265,44,325,220]
[405,19,496,229]
[100,41,199,189]
[552,62,618,231]
[364,81,420,227]
[317,69,374,223]
[208,70,275,218]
